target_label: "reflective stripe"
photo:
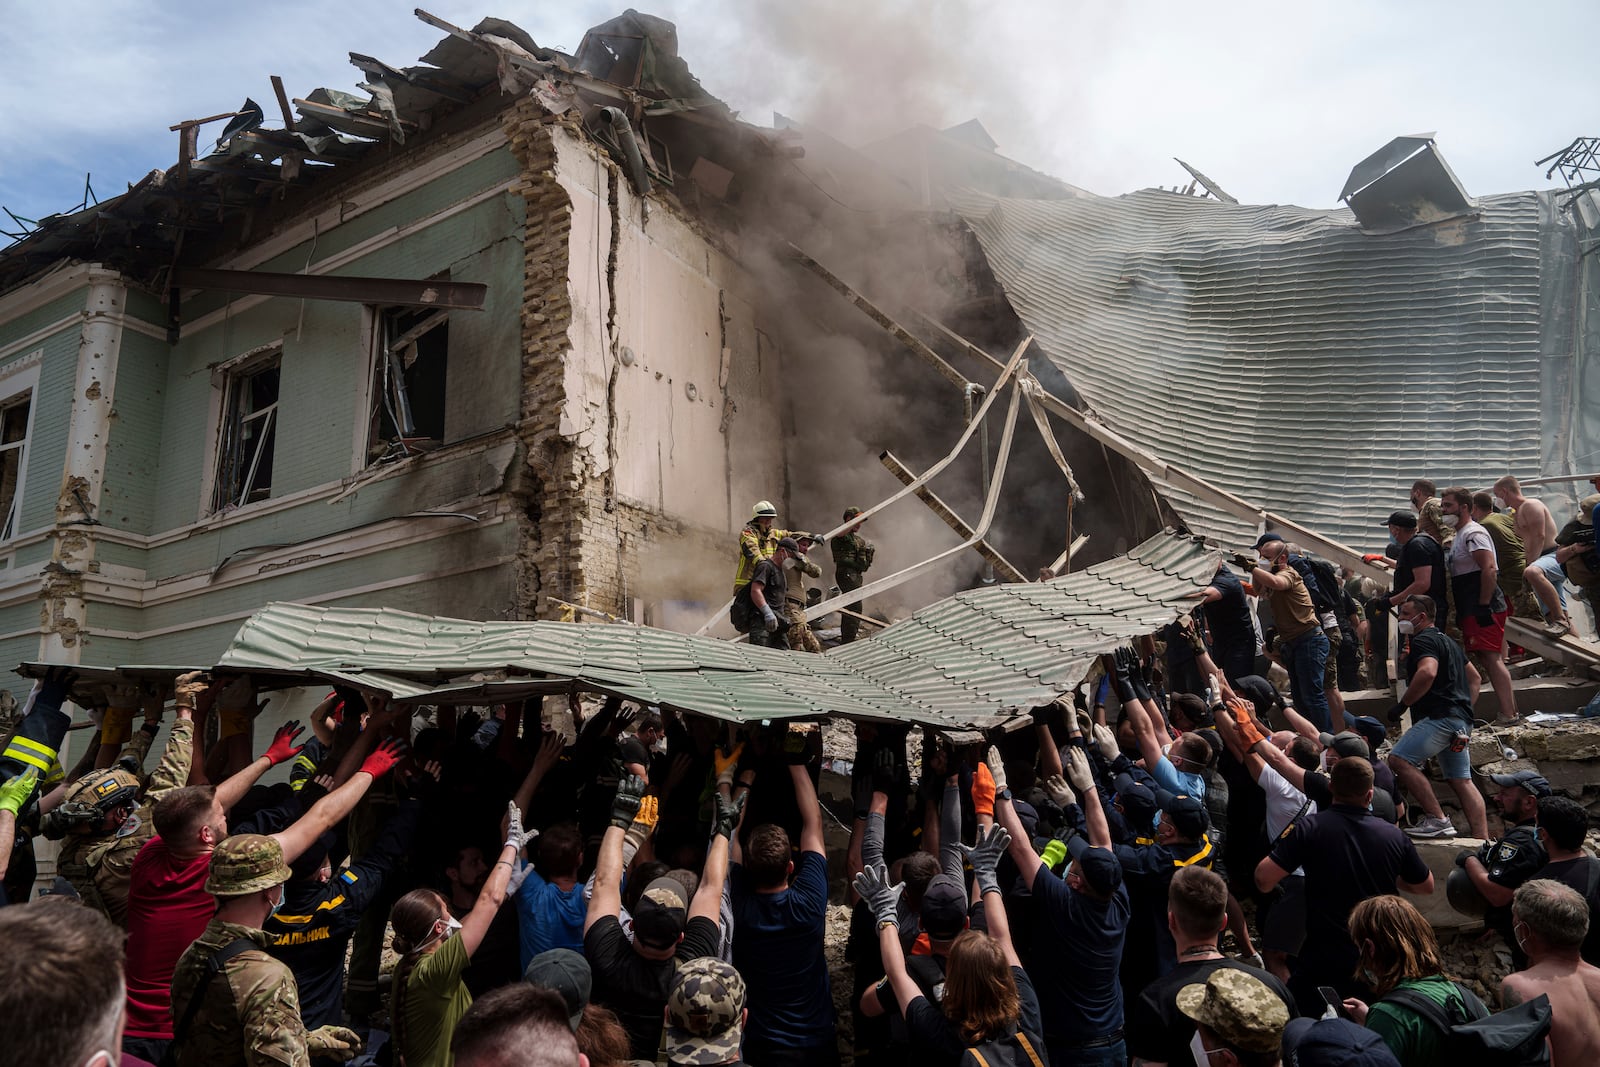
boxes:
[7,735,57,759]
[1172,834,1214,868]
[4,748,52,772]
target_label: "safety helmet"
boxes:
[1445,865,1487,917]
[60,768,140,827]
[751,500,777,520]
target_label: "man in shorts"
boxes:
[1497,475,1574,635]
[1384,594,1489,839]
[1440,487,1516,724]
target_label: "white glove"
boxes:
[1063,747,1095,794]
[1091,723,1119,762]
[762,607,779,632]
[1042,774,1074,807]
[506,859,533,895]
[985,745,1009,794]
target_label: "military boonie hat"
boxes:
[1177,967,1290,1054]
[205,833,292,897]
[665,957,747,1066]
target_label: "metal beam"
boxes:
[879,450,1027,583]
[786,244,972,390]
[174,269,487,309]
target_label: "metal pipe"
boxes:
[600,107,653,197]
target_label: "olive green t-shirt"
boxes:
[1367,976,1461,1067]
[401,932,473,1067]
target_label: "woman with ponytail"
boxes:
[390,801,530,1066]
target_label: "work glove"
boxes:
[1039,837,1068,870]
[985,745,1009,796]
[1091,723,1120,762]
[1030,702,1057,728]
[610,774,645,829]
[358,738,407,779]
[1073,687,1089,716]
[632,794,660,832]
[262,721,306,767]
[962,823,1011,896]
[1042,774,1074,808]
[713,789,747,839]
[307,1025,364,1062]
[1108,649,1137,704]
[506,859,533,895]
[971,761,996,818]
[1472,603,1495,626]
[1231,552,1256,571]
[173,670,211,711]
[714,742,745,788]
[1372,594,1392,613]
[783,726,814,766]
[761,606,779,632]
[1455,848,1474,869]
[1386,703,1409,724]
[0,768,39,817]
[871,745,898,794]
[504,801,539,853]
[853,862,903,927]
[1063,747,1095,794]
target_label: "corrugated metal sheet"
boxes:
[186,530,1218,731]
[953,188,1554,548]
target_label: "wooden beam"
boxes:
[1505,618,1600,681]
[270,75,296,130]
[879,450,1028,583]
[786,243,972,390]
[174,269,486,309]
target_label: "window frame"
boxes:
[360,303,450,468]
[202,342,283,517]
[0,352,40,544]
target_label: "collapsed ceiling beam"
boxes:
[786,243,972,390]
[879,449,1027,583]
[173,269,487,309]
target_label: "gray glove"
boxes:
[961,823,1012,897]
[853,861,904,927]
[762,606,779,632]
[1063,747,1095,794]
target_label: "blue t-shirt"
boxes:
[1149,755,1204,802]
[731,851,833,1048]
[1027,859,1129,1041]
[515,868,587,970]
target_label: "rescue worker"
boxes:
[783,533,824,654]
[48,672,203,925]
[169,834,364,1067]
[830,507,876,644]
[1460,769,1551,968]
[0,666,77,902]
[733,500,792,597]
[738,537,798,648]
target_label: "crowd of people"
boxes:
[0,475,1597,1067]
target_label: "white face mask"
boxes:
[1442,513,1460,528]
[1191,1030,1217,1065]
[1397,619,1415,635]
[1493,496,1507,510]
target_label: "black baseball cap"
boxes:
[1489,770,1552,799]
[1282,1016,1401,1066]
[1066,835,1123,896]
[1153,786,1210,840]
[523,948,591,1032]
[775,536,801,553]
[1113,776,1160,836]
[919,874,969,940]
[1253,532,1284,549]
[1318,731,1370,760]
[633,877,689,949]
[1348,716,1387,757]
[1382,511,1418,529]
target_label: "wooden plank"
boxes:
[879,450,1028,583]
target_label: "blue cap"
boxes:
[1282,1017,1400,1067]
[1066,835,1123,896]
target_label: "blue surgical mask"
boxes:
[268,888,284,919]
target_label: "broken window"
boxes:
[367,305,449,464]
[0,392,31,539]
[211,352,280,513]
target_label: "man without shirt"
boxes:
[1501,879,1600,1064]
[1496,475,1574,635]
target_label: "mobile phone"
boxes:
[1317,986,1351,1020]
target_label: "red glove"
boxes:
[359,737,407,779]
[262,722,306,767]
[971,761,996,819]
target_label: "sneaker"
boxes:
[1405,815,1458,838]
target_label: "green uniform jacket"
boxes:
[171,919,312,1067]
[830,533,875,578]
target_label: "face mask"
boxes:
[1442,514,1460,528]
[268,889,284,919]
[1190,1031,1216,1065]
[1493,496,1507,510]
[1397,620,1415,635]
[445,915,463,933]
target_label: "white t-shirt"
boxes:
[1256,762,1308,877]
[1448,519,1495,578]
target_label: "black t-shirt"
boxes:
[617,735,651,773]
[1405,627,1474,723]
[1269,805,1430,985]
[1394,534,1446,605]
[1203,566,1255,661]
[1302,770,1397,823]
[1026,861,1129,1040]
[904,965,1043,1067]
[747,557,787,606]
[1482,822,1548,943]
[1126,957,1297,1064]
[585,914,721,1059]
[1539,856,1600,965]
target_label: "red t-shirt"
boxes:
[123,835,215,1038]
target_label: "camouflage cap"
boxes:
[205,833,292,897]
[1176,967,1290,1054]
[664,957,747,1066]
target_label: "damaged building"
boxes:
[0,9,1597,697]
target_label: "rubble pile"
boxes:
[1470,717,1600,818]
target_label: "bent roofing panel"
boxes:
[203,531,1218,730]
[954,188,1547,549]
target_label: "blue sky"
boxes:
[1,0,1595,231]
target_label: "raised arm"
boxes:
[585,774,643,933]
[855,863,922,1018]
[214,720,308,811]
[461,801,522,957]
[690,787,745,924]
[788,736,825,857]
[964,824,1020,966]
[511,731,565,822]
[270,738,403,864]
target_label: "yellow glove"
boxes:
[632,794,660,831]
[100,704,134,746]
[714,742,745,788]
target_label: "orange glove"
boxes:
[1226,697,1266,749]
[971,760,996,818]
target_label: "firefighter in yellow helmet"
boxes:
[732,500,794,597]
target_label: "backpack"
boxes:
[1293,554,1342,616]
[961,1030,1047,1067]
[1381,983,1551,1066]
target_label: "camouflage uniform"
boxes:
[733,522,793,595]
[829,531,875,643]
[783,548,824,654]
[57,716,193,926]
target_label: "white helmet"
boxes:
[751,500,777,519]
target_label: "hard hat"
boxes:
[751,500,777,519]
[1445,865,1487,918]
[205,833,292,897]
[61,768,140,822]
